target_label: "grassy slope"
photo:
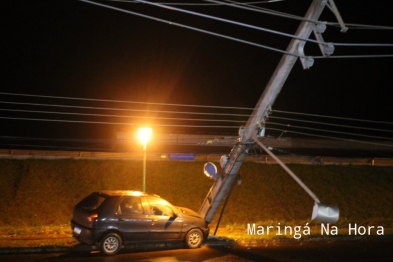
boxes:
[0,159,392,238]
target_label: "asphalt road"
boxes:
[1,239,393,262]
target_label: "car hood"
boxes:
[176,206,203,219]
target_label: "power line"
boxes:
[131,0,393,48]
[330,22,393,31]
[79,0,302,57]
[2,104,391,143]
[0,142,115,151]
[132,0,328,46]
[103,0,285,5]
[272,109,393,125]
[0,101,251,118]
[0,116,240,129]
[82,0,393,60]
[0,92,253,111]
[0,136,115,143]
[0,108,247,124]
[208,0,326,24]
[221,0,393,47]
[266,127,393,149]
[2,110,392,153]
[4,102,391,138]
[267,122,393,141]
[270,116,393,134]
[314,54,393,59]
[123,0,323,28]
[207,0,393,31]
[2,93,392,125]
[99,0,393,60]
[3,104,391,142]
[2,94,392,141]
[2,93,393,146]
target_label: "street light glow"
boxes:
[138,127,152,148]
[137,127,152,192]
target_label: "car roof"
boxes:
[94,190,159,198]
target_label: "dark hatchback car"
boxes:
[71,190,209,255]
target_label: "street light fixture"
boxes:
[138,127,152,192]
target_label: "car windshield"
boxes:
[77,193,107,211]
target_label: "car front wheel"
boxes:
[100,233,122,255]
[185,228,203,248]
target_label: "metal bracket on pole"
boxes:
[252,135,320,204]
[252,135,339,223]
[327,0,348,32]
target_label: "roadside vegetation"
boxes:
[0,159,392,245]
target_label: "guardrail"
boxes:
[1,149,393,166]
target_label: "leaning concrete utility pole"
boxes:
[199,0,341,224]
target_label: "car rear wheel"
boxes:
[185,228,203,248]
[100,233,122,255]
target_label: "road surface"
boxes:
[1,238,392,261]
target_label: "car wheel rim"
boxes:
[188,232,201,246]
[104,237,119,253]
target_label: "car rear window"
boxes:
[76,193,107,211]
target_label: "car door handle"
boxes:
[118,218,125,221]
[152,219,158,222]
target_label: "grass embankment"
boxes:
[0,159,392,245]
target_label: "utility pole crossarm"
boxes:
[327,0,348,32]
[199,0,329,224]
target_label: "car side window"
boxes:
[147,198,175,217]
[119,197,144,215]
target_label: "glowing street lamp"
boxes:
[138,128,152,192]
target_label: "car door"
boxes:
[113,196,151,241]
[146,197,183,241]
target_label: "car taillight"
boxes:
[88,213,98,225]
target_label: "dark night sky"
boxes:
[2,0,393,150]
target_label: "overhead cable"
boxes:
[0,142,113,151]
[206,0,321,23]
[207,0,393,31]
[132,0,331,46]
[0,116,239,129]
[0,135,115,143]
[0,108,246,124]
[0,101,250,118]
[333,23,393,31]
[270,116,393,134]
[3,93,392,126]
[84,0,393,59]
[267,122,393,141]
[2,93,392,135]
[0,92,253,111]
[103,0,285,5]
[267,127,393,149]
[79,0,301,57]
[2,103,391,142]
[3,93,393,125]
[103,0,393,57]
[3,105,391,141]
[136,0,393,48]
[314,54,393,59]
[272,109,393,125]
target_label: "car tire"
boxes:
[185,228,203,248]
[100,233,122,255]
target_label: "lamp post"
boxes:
[138,128,152,192]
